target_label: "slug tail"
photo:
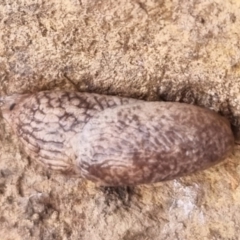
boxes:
[0,93,31,122]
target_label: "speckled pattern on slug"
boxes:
[77,102,234,185]
[0,91,234,186]
[0,91,138,172]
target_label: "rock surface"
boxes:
[0,0,240,239]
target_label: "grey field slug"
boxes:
[0,91,234,186]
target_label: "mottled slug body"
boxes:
[0,91,234,186]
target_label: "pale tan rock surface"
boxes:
[0,0,240,239]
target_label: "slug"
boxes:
[0,91,234,186]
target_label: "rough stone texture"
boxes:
[0,0,240,239]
